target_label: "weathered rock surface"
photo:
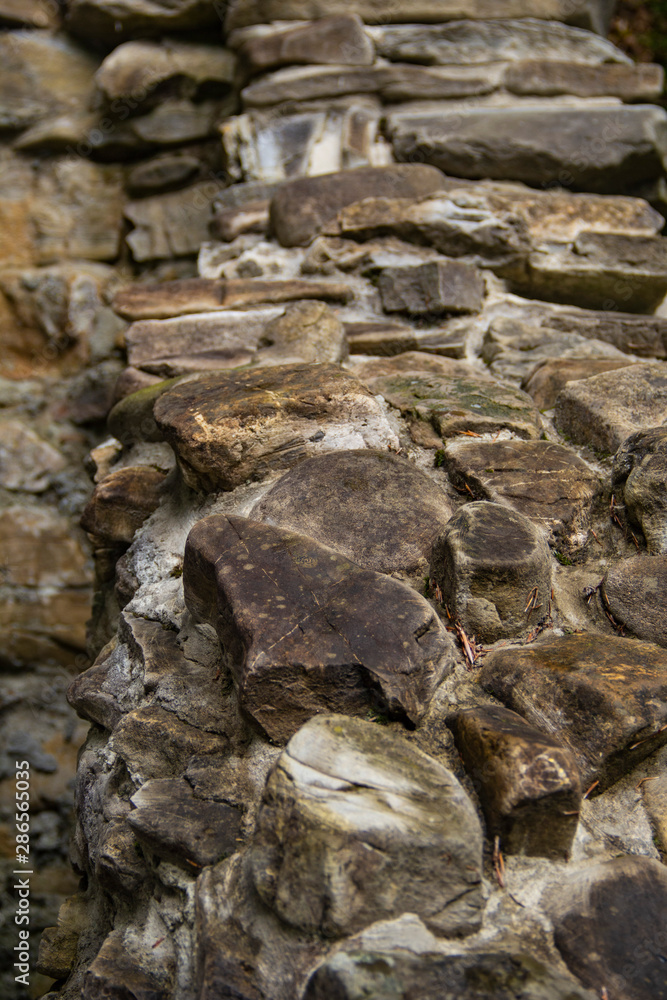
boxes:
[250,714,483,936]
[365,365,543,440]
[451,705,581,857]
[236,15,374,74]
[127,778,242,870]
[257,300,347,364]
[611,427,667,552]
[505,59,663,100]
[154,363,398,491]
[304,947,598,1000]
[66,0,220,44]
[442,439,602,543]
[481,633,667,790]
[545,856,667,1000]
[184,515,457,740]
[379,260,485,316]
[0,417,66,491]
[389,105,667,193]
[601,556,667,647]
[80,466,167,544]
[431,501,552,642]
[521,357,637,410]
[94,40,235,102]
[554,362,667,453]
[252,449,454,574]
[269,165,449,247]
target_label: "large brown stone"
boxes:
[257,300,347,364]
[183,515,457,742]
[95,40,235,102]
[430,501,552,642]
[545,856,667,1000]
[612,427,667,553]
[451,705,581,858]
[80,466,167,544]
[109,705,228,781]
[480,632,667,791]
[521,357,638,410]
[250,714,483,937]
[236,15,374,74]
[153,363,398,492]
[252,450,454,575]
[602,555,667,647]
[389,105,667,194]
[505,60,663,101]
[269,165,449,247]
[554,362,667,454]
[378,261,485,316]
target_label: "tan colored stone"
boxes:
[522,357,638,410]
[95,40,235,102]
[0,506,89,588]
[0,419,65,492]
[505,60,663,101]
[80,466,167,544]
[237,15,374,74]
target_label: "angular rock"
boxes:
[0,418,65,492]
[451,705,581,858]
[222,101,387,185]
[505,59,664,101]
[154,363,398,492]
[124,181,226,262]
[124,308,281,368]
[0,587,90,668]
[521,357,637,410]
[109,705,228,781]
[521,232,667,313]
[345,320,451,358]
[430,501,552,642]
[304,948,598,1000]
[545,856,667,1000]
[480,632,667,791]
[365,366,543,440]
[95,40,235,103]
[107,379,178,445]
[236,15,374,74]
[257,300,347,364]
[67,0,220,44]
[602,556,667,647]
[612,427,667,552]
[226,1,615,35]
[252,449,454,574]
[96,819,148,895]
[379,261,485,316]
[250,714,483,936]
[94,98,232,157]
[37,894,88,981]
[67,637,133,731]
[80,466,167,544]
[113,277,351,320]
[127,779,242,870]
[554,362,667,454]
[370,19,632,66]
[125,151,207,197]
[0,31,97,131]
[269,165,448,247]
[184,516,457,741]
[389,105,667,194]
[82,933,168,1000]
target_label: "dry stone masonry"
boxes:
[2,1,667,999]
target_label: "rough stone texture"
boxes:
[481,633,667,791]
[184,515,457,741]
[250,714,483,936]
[521,357,637,410]
[124,181,227,262]
[269,165,449,247]
[431,501,553,642]
[236,15,374,74]
[0,418,66,492]
[451,705,581,858]
[601,556,667,647]
[252,449,454,574]
[505,59,663,100]
[154,363,398,491]
[611,427,667,553]
[370,18,631,65]
[66,0,220,44]
[442,439,602,542]
[554,362,667,453]
[80,466,167,544]
[545,856,667,1000]
[257,300,348,364]
[378,261,485,316]
[521,232,667,312]
[365,366,544,440]
[94,40,235,102]
[389,105,667,193]
[304,947,598,1000]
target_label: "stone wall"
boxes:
[3,1,667,998]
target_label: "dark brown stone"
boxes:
[440,438,603,548]
[183,515,457,742]
[68,639,127,731]
[430,501,552,642]
[82,933,168,1000]
[237,14,374,74]
[451,705,581,858]
[269,165,448,248]
[252,449,453,574]
[602,555,667,647]
[127,778,242,870]
[545,856,667,1000]
[480,632,667,791]
[80,466,167,544]
[153,363,397,492]
[110,705,228,780]
[612,427,667,553]
[378,261,485,316]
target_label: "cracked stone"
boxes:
[378,261,485,316]
[250,714,483,937]
[183,515,457,742]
